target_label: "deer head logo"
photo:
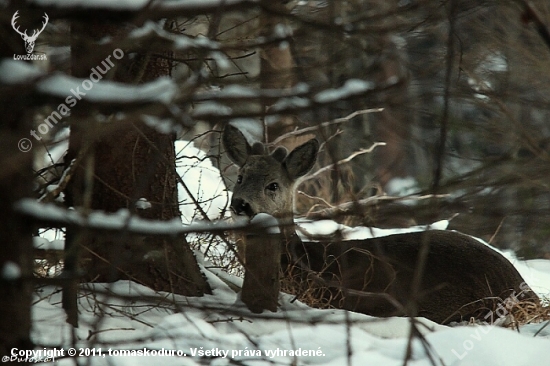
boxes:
[11,11,49,54]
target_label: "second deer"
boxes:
[223,125,538,324]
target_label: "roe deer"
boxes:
[223,125,539,324]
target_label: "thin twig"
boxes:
[305,193,450,220]
[302,142,387,182]
[519,0,550,52]
[270,108,384,146]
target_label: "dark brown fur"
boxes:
[282,230,536,324]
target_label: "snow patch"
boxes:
[297,219,450,241]
[0,60,44,84]
[37,75,177,104]
[136,198,152,210]
[176,140,231,223]
[250,213,280,234]
[192,101,232,118]
[2,261,21,280]
[386,176,419,196]
[314,79,374,103]
[33,236,64,250]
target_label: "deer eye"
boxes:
[266,182,279,191]
[237,175,243,184]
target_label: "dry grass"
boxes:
[279,263,337,310]
[506,295,550,328]
[34,254,64,278]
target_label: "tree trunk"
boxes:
[0,6,34,357]
[371,35,410,188]
[259,2,296,141]
[241,231,280,313]
[63,21,210,325]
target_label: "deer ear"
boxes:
[283,139,319,179]
[223,125,251,166]
[271,146,288,162]
[251,142,266,155]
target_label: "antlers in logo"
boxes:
[11,11,49,54]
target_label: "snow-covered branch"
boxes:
[15,199,276,236]
[28,0,259,19]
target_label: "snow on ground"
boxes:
[30,257,550,366]
[29,139,550,365]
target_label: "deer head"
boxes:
[12,11,49,54]
[223,124,319,223]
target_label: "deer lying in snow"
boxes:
[223,125,538,324]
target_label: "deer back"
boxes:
[285,230,537,324]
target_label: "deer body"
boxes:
[279,230,535,323]
[223,125,538,324]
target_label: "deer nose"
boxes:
[231,198,254,217]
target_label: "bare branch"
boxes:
[302,142,387,182]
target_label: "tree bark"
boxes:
[63,21,210,325]
[259,2,296,141]
[241,231,280,313]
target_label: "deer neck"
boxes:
[281,223,300,245]
[277,213,310,282]
[276,214,302,250]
